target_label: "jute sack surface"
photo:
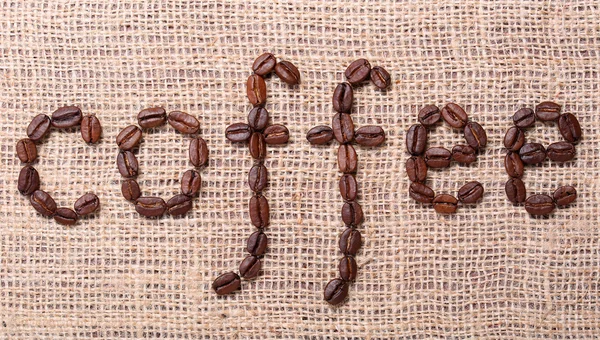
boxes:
[1,1,598,338]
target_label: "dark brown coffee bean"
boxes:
[451,145,477,164]
[116,151,139,178]
[74,193,100,215]
[263,124,289,145]
[239,255,262,279]
[274,61,300,85]
[519,143,546,165]
[355,126,385,147]
[252,52,276,76]
[535,101,561,121]
[553,186,577,206]
[464,121,487,149]
[332,113,355,144]
[51,106,82,128]
[247,107,269,131]
[27,114,51,141]
[425,147,451,168]
[405,156,427,183]
[457,181,484,204]
[80,115,102,144]
[418,105,441,126]
[166,194,193,216]
[249,132,267,160]
[339,174,358,201]
[339,256,358,281]
[30,190,57,216]
[370,66,391,89]
[17,165,40,195]
[341,201,364,226]
[168,111,200,134]
[247,231,268,256]
[248,164,268,193]
[16,138,37,163]
[524,194,555,215]
[181,169,201,197]
[432,194,458,214]
[247,74,267,106]
[249,195,269,227]
[121,179,141,201]
[441,103,468,128]
[406,124,427,156]
[505,178,526,204]
[212,272,241,295]
[503,126,525,151]
[332,82,353,113]
[547,141,575,162]
[558,113,582,143]
[137,107,166,129]
[135,197,167,217]
[116,125,142,150]
[337,144,358,174]
[513,108,536,128]
[225,123,252,142]
[409,182,435,204]
[345,58,371,85]
[339,228,362,255]
[189,137,209,167]
[324,278,349,305]
[54,207,78,226]
[306,126,334,145]
[504,152,524,178]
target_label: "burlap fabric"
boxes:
[1,1,599,338]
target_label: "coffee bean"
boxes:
[263,124,289,145]
[524,194,555,215]
[116,151,139,178]
[547,141,575,162]
[424,147,451,168]
[432,194,458,214]
[225,123,252,142]
[370,66,391,89]
[409,182,435,204]
[30,190,57,216]
[80,115,102,143]
[504,152,524,178]
[345,58,371,84]
[337,144,358,173]
[74,193,100,215]
[406,124,427,155]
[54,207,78,226]
[168,111,200,134]
[248,164,268,192]
[553,186,577,206]
[558,113,582,143]
[16,138,37,163]
[249,132,267,160]
[505,178,526,204]
[252,52,277,76]
[135,197,167,217]
[324,278,349,305]
[513,108,536,128]
[51,106,82,128]
[339,256,358,281]
[189,137,209,167]
[339,174,358,201]
[27,114,51,141]
[249,195,269,227]
[405,156,427,183]
[535,101,561,121]
[121,179,141,201]
[519,143,546,165]
[503,126,525,151]
[274,61,300,85]
[464,121,487,149]
[247,107,269,131]
[166,194,193,216]
[181,169,201,197]
[246,74,267,106]
[17,165,40,195]
[239,255,261,279]
[306,126,334,145]
[212,272,241,295]
[116,125,142,150]
[341,201,364,226]
[451,145,477,164]
[332,113,355,144]
[339,228,362,255]
[355,126,385,147]
[441,103,468,128]
[418,105,441,126]
[247,231,268,256]
[137,107,166,129]
[332,82,354,113]
[457,181,484,204]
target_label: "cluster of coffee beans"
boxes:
[406,104,487,214]
[116,108,208,217]
[307,58,389,305]
[212,53,297,295]
[16,106,101,225]
[503,102,580,215]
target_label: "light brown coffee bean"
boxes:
[451,145,477,164]
[324,278,349,305]
[247,231,268,256]
[27,114,51,141]
[306,125,334,145]
[464,121,487,149]
[504,152,524,178]
[558,113,582,143]
[505,178,526,204]
[248,164,268,192]
[337,144,358,174]
[239,255,262,279]
[524,194,555,215]
[553,186,577,206]
[135,197,167,217]
[30,190,57,216]
[441,103,468,128]
[166,194,193,216]
[345,58,371,84]
[535,101,561,121]
[406,124,427,156]
[116,125,142,150]
[355,126,385,147]
[263,124,289,145]
[17,165,40,195]
[339,256,358,281]
[249,195,269,227]
[370,66,391,89]
[405,156,427,183]
[432,194,458,214]
[168,111,200,134]
[425,147,451,168]
[341,201,364,226]
[74,193,100,215]
[189,137,209,167]
[339,174,358,201]
[225,123,252,142]
[332,113,355,144]
[513,108,535,128]
[81,115,102,144]
[137,107,167,129]
[339,228,362,255]
[503,126,525,151]
[249,132,267,160]
[181,169,201,197]
[51,106,82,128]
[547,141,575,162]
[116,151,139,178]
[16,138,37,163]
[54,207,78,226]
[247,107,269,131]
[332,82,353,113]
[212,272,241,295]
[409,182,435,204]
[274,61,300,85]
[252,52,277,76]
[121,179,141,201]
[247,74,267,106]
[418,105,441,126]
[457,181,484,204]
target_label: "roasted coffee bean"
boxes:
[451,145,477,164]
[418,105,441,127]
[135,197,167,217]
[116,151,139,178]
[332,83,354,113]
[553,186,577,206]
[341,201,364,226]
[80,115,102,143]
[17,165,40,195]
[247,74,267,106]
[121,179,141,201]
[405,156,427,183]
[458,181,484,204]
[519,143,546,165]
[337,144,358,173]
[355,126,385,147]
[252,52,277,76]
[547,141,575,162]
[137,107,167,129]
[247,107,269,131]
[212,272,241,295]
[513,108,536,128]
[558,113,582,143]
[464,121,487,149]
[30,190,57,216]
[189,137,209,167]
[370,66,391,89]
[249,195,269,227]
[406,124,427,155]
[505,178,527,204]
[424,147,452,168]
[339,228,362,255]
[504,152,524,178]
[524,194,555,215]
[274,61,300,85]
[324,278,349,305]
[54,207,78,226]
[166,194,193,216]
[239,255,262,279]
[16,138,37,163]
[116,125,142,150]
[74,193,100,215]
[247,231,268,256]
[535,101,561,121]
[432,194,458,214]
[503,126,525,151]
[225,123,252,142]
[168,111,200,134]
[339,174,358,201]
[249,132,267,160]
[27,114,51,141]
[345,58,371,84]
[248,164,268,192]
[51,106,82,128]
[409,182,435,204]
[306,126,334,145]
[264,124,289,145]
[181,169,201,197]
[332,113,355,144]
[339,256,358,281]
[441,103,468,128]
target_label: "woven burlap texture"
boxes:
[1,1,599,338]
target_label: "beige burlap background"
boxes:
[1,1,599,338]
